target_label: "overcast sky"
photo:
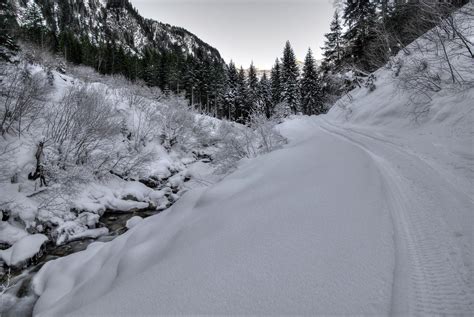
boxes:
[130,0,336,70]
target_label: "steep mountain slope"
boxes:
[13,0,222,61]
[30,5,474,316]
[4,0,226,105]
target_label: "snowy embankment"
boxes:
[32,77,473,316]
[0,60,224,260]
[32,6,473,316]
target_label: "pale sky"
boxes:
[130,0,335,70]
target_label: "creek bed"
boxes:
[0,207,163,317]
[0,158,214,316]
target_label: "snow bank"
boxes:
[0,234,48,267]
[0,183,39,229]
[32,116,396,315]
[0,220,28,245]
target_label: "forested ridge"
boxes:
[1,0,470,122]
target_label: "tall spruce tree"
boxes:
[210,61,226,117]
[0,0,19,60]
[259,73,273,118]
[235,66,249,122]
[301,48,324,115]
[342,0,377,72]
[247,62,259,112]
[281,41,300,114]
[270,58,282,106]
[321,11,344,73]
[20,1,48,48]
[223,61,238,120]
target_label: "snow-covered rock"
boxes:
[0,221,28,245]
[0,234,48,267]
[125,216,143,230]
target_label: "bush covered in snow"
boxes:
[214,112,286,171]
[0,49,287,251]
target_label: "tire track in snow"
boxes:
[327,123,474,204]
[317,120,474,316]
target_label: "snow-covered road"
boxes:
[317,119,473,315]
[32,115,473,316]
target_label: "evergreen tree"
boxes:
[235,66,249,122]
[321,11,344,73]
[258,73,273,118]
[301,48,324,115]
[20,1,48,48]
[342,0,377,72]
[223,61,239,120]
[184,56,200,107]
[210,61,226,117]
[158,51,172,91]
[58,31,82,64]
[270,58,282,106]
[0,0,19,60]
[247,62,259,112]
[281,41,300,114]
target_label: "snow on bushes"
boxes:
[0,52,286,257]
[214,113,287,171]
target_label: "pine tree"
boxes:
[20,1,48,48]
[247,62,259,112]
[270,58,282,106]
[209,61,226,117]
[235,66,249,122]
[258,73,273,118]
[342,0,377,72]
[58,31,82,64]
[223,61,238,120]
[301,48,324,115]
[281,41,300,114]
[321,11,344,73]
[0,0,19,60]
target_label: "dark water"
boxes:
[0,207,162,316]
[1,158,208,316]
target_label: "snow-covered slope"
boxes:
[31,5,474,316]
[12,0,222,61]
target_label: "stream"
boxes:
[0,206,164,317]
[0,157,214,316]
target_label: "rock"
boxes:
[126,216,143,229]
[0,234,48,268]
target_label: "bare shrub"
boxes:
[158,95,196,150]
[401,2,473,85]
[249,112,287,154]
[44,86,120,172]
[119,89,161,152]
[393,2,473,120]
[0,139,20,182]
[214,112,286,171]
[0,63,48,137]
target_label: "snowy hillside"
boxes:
[30,5,474,316]
[12,0,222,60]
